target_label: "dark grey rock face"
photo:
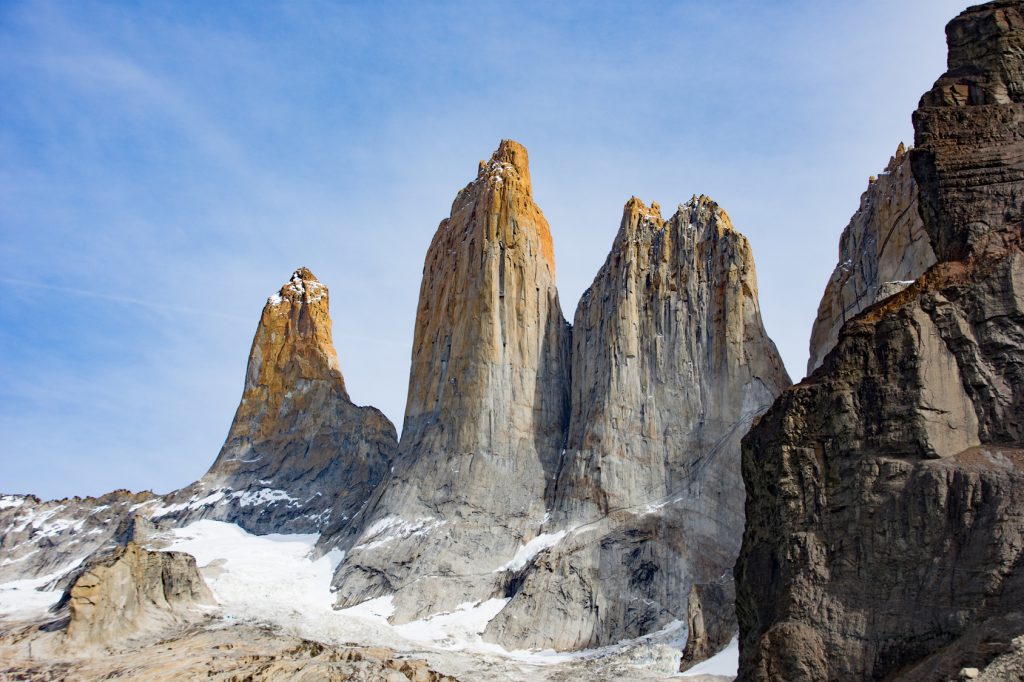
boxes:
[735,2,1024,680]
[680,574,737,672]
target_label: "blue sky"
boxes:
[1,0,969,499]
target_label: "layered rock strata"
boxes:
[166,267,398,534]
[806,144,936,374]
[735,2,1024,679]
[484,196,789,649]
[324,141,572,621]
[61,541,214,648]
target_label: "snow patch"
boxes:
[337,595,395,620]
[0,496,26,510]
[495,531,567,572]
[0,558,84,618]
[355,515,446,552]
[395,598,510,650]
[680,637,739,678]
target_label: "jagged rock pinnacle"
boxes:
[325,140,571,622]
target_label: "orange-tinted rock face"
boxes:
[325,140,572,622]
[402,140,568,459]
[169,268,398,535]
[226,267,348,443]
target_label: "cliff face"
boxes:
[735,2,1024,680]
[167,268,398,534]
[807,145,936,374]
[483,197,789,650]
[324,141,572,622]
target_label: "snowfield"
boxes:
[0,519,737,680]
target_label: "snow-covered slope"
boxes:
[0,519,721,680]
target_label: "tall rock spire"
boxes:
[323,141,571,621]
[165,267,398,534]
[485,195,789,651]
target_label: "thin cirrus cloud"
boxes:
[1,0,969,499]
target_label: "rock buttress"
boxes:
[807,144,936,374]
[735,3,1024,680]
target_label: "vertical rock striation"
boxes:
[324,140,572,621]
[807,145,936,374]
[736,2,1024,679]
[484,196,789,650]
[166,267,398,534]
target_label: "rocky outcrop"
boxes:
[483,196,789,650]
[165,267,398,534]
[680,575,737,672]
[806,144,936,374]
[324,140,572,622]
[0,490,156,583]
[60,541,213,648]
[1,623,459,681]
[735,2,1024,680]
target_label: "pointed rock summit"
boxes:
[164,267,398,534]
[323,140,572,621]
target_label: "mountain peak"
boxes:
[268,266,326,307]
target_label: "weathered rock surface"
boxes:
[0,622,459,681]
[680,575,737,672]
[323,140,572,622]
[807,144,936,374]
[484,197,789,650]
[59,541,213,648]
[0,491,156,583]
[735,2,1024,680]
[163,267,398,534]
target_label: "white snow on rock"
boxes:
[0,558,83,619]
[679,637,739,678]
[354,515,446,552]
[1,519,708,680]
[0,495,26,510]
[495,531,568,572]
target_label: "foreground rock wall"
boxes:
[63,541,213,648]
[735,2,1024,679]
